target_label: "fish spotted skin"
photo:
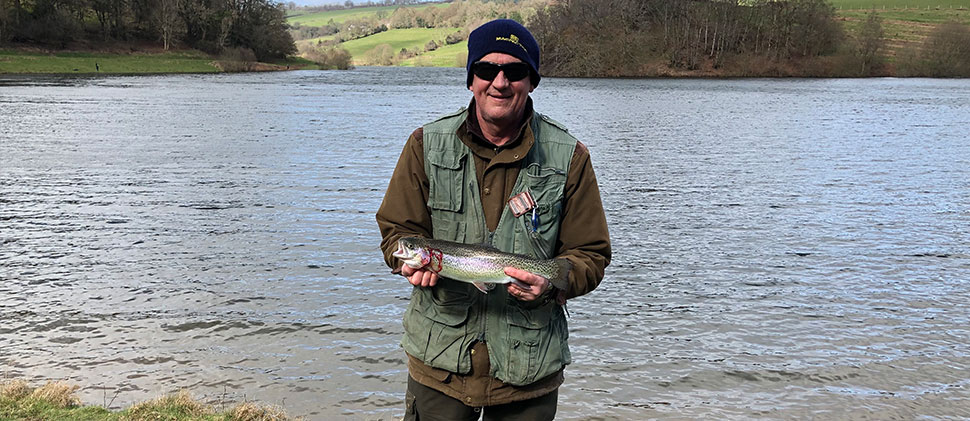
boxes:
[392,236,570,293]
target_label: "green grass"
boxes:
[287,3,448,26]
[829,0,969,9]
[399,41,468,67]
[268,55,320,69]
[301,34,338,44]
[834,7,969,64]
[0,379,293,421]
[0,49,219,74]
[838,8,970,23]
[294,34,338,53]
[339,27,460,63]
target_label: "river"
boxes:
[1,68,969,420]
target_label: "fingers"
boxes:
[505,267,550,302]
[401,264,437,287]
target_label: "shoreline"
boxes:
[0,46,319,75]
[2,45,964,78]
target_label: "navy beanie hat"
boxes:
[466,19,541,87]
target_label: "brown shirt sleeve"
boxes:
[557,141,611,299]
[376,128,430,273]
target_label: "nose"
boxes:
[491,70,510,88]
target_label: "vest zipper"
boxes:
[477,297,487,342]
[479,229,494,342]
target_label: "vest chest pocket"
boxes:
[427,151,466,213]
[517,164,566,258]
[524,163,566,205]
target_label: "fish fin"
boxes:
[509,278,530,289]
[473,282,492,294]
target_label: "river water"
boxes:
[1,68,969,420]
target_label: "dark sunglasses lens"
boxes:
[473,62,501,80]
[502,63,530,81]
[473,62,531,82]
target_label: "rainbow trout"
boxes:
[392,236,571,293]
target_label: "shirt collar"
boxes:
[461,98,535,163]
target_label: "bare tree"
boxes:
[857,9,884,75]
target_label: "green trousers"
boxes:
[405,376,558,421]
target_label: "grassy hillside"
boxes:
[340,27,460,65]
[287,3,448,26]
[829,0,968,9]
[835,4,969,63]
[400,41,468,67]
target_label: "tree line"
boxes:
[0,0,296,61]
[528,0,970,77]
[529,0,844,76]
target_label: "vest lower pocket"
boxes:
[503,302,567,386]
[403,285,473,374]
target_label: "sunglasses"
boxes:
[471,61,531,82]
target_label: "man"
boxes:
[376,19,610,420]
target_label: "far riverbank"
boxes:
[0,47,317,74]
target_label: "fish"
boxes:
[392,236,571,293]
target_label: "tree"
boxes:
[154,0,184,49]
[229,0,296,60]
[367,42,392,65]
[919,21,970,77]
[857,9,884,75]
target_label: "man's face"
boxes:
[469,52,534,132]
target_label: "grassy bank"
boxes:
[0,379,295,421]
[0,50,220,74]
[0,49,319,74]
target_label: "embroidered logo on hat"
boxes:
[495,33,528,54]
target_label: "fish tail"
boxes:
[551,258,572,291]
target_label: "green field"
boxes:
[339,27,460,64]
[835,6,969,61]
[400,41,468,67]
[839,8,970,22]
[287,3,448,26]
[830,0,968,9]
[0,50,220,74]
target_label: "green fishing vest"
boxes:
[401,107,577,386]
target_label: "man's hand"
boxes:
[401,264,438,287]
[505,267,551,302]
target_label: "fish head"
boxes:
[392,237,431,269]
